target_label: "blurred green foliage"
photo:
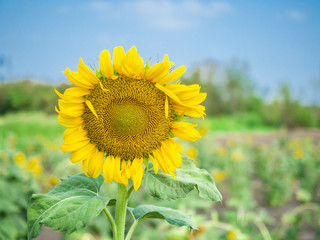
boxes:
[1,64,320,129]
[182,64,320,129]
[1,112,320,239]
[0,80,69,114]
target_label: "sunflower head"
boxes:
[56,46,206,191]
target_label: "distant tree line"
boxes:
[0,80,69,115]
[0,65,320,128]
[181,62,320,128]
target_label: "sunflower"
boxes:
[55,46,206,191]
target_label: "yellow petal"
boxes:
[78,58,100,84]
[103,155,116,184]
[60,138,89,152]
[155,147,177,180]
[99,49,114,79]
[85,100,98,118]
[58,99,84,109]
[159,144,178,173]
[64,87,90,97]
[161,139,182,169]
[171,122,201,141]
[82,159,89,177]
[132,159,144,191]
[173,104,206,118]
[145,54,172,81]
[152,148,169,174]
[178,93,207,106]
[149,154,159,174]
[63,127,79,139]
[158,66,186,85]
[54,88,84,103]
[165,84,200,99]
[88,148,104,178]
[113,46,125,75]
[114,157,128,186]
[100,82,109,92]
[58,114,83,127]
[70,143,96,164]
[155,83,184,106]
[122,46,145,79]
[56,104,84,118]
[63,68,94,89]
[63,127,88,144]
[165,96,169,119]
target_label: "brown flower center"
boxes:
[82,76,174,160]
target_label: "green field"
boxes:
[1,112,320,240]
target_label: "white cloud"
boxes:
[287,10,306,21]
[86,0,233,30]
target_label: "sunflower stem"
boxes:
[115,183,128,240]
[125,185,134,201]
[125,219,141,240]
[103,207,117,239]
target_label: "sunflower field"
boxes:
[1,109,319,240]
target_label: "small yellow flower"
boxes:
[231,152,243,162]
[216,146,227,157]
[33,165,43,177]
[14,152,26,165]
[186,147,198,159]
[26,157,43,177]
[198,126,209,136]
[49,176,60,186]
[294,148,303,159]
[227,230,237,240]
[212,170,227,182]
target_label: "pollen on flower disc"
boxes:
[82,76,174,160]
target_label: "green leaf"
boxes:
[129,205,198,230]
[27,174,111,240]
[143,156,222,201]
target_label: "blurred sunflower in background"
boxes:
[55,46,206,190]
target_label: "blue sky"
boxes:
[0,0,320,103]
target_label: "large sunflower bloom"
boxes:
[56,46,206,191]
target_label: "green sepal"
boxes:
[144,58,152,71]
[95,66,105,81]
[143,156,222,201]
[27,174,112,239]
[128,205,198,230]
[113,65,119,76]
[173,114,185,122]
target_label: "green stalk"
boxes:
[103,207,117,239]
[115,183,128,240]
[125,220,141,240]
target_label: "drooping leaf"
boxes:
[27,174,111,239]
[143,156,222,201]
[129,205,197,230]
